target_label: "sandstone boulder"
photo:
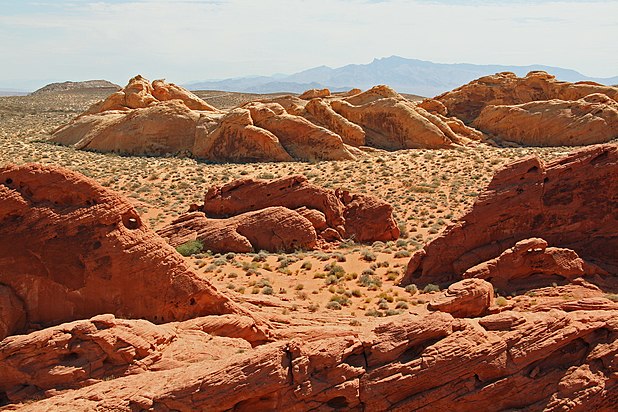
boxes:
[52,100,201,155]
[463,238,606,292]
[192,108,293,162]
[428,278,494,318]
[472,93,618,146]
[402,144,618,287]
[436,70,618,123]
[0,164,245,339]
[198,175,400,243]
[157,208,318,253]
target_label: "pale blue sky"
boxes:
[0,0,616,89]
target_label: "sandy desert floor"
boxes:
[0,89,594,320]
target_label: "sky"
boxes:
[0,0,617,90]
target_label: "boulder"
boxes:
[436,70,618,123]
[428,278,494,318]
[0,164,246,338]
[402,144,618,287]
[463,238,606,292]
[472,93,618,146]
[304,98,366,146]
[157,208,318,253]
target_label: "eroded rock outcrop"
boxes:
[403,144,618,287]
[0,163,246,340]
[158,175,399,252]
[157,208,318,253]
[473,93,618,146]
[437,71,618,123]
[7,310,618,411]
[463,238,606,292]
[428,278,494,318]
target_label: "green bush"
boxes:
[175,239,204,257]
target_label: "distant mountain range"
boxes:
[184,56,618,97]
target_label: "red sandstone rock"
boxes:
[0,313,268,404]
[436,70,618,123]
[304,98,366,146]
[0,164,246,339]
[7,310,618,411]
[463,238,606,292]
[428,278,494,318]
[473,93,618,146]
[198,175,400,243]
[157,208,318,253]
[402,144,618,287]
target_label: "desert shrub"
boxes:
[361,249,377,262]
[301,261,313,270]
[495,296,508,306]
[365,309,383,317]
[175,239,204,257]
[422,284,440,293]
[394,250,411,258]
[405,284,418,295]
[395,301,409,309]
[358,270,382,289]
[262,286,274,295]
[326,301,342,310]
[605,294,618,302]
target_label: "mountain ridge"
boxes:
[184,56,618,97]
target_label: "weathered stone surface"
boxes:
[463,238,606,292]
[245,102,357,161]
[437,70,618,123]
[304,98,366,146]
[403,144,618,287]
[197,175,400,243]
[428,278,494,318]
[0,314,268,404]
[8,310,618,411]
[0,286,26,341]
[299,88,330,100]
[192,108,293,162]
[157,208,318,253]
[0,164,245,338]
[473,93,618,146]
[52,100,201,155]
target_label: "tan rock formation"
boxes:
[304,98,366,146]
[157,208,318,253]
[463,238,606,292]
[52,100,201,155]
[192,108,293,162]
[0,164,245,339]
[403,144,618,287]
[428,278,494,318]
[437,70,618,123]
[245,102,357,161]
[299,88,330,100]
[472,93,618,146]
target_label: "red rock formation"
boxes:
[0,313,268,404]
[7,310,618,411]
[157,208,318,253]
[473,93,618,146]
[437,70,618,123]
[198,175,400,243]
[304,98,366,146]
[402,144,618,287]
[428,278,494,318]
[463,238,606,292]
[0,164,246,340]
